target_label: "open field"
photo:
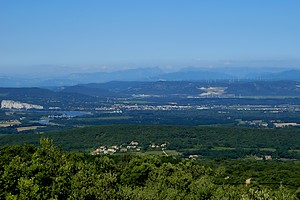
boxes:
[211,147,236,151]
[0,120,21,127]
[16,126,46,132]
[289,149,300,153]
[259,147,277,152]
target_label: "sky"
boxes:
[1,0,300,75]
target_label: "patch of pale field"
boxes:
[0,121,21,127]
[17,126,46,132]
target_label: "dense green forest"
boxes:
[1,138,299,199]
[1,125,300,159]
[1,125,300,199]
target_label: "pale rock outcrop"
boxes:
[1,100,43,110]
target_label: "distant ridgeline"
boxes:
[1,100,43,110]
[2,80,300,99]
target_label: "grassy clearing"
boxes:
[48,122,63,126]
[288,149,300,153]
[211,147,236,151]
[259,148,276,152]
[241,147,276,152]
[165,150,181,156]
[17,126,46,132]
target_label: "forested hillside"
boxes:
[1,125,300,159]
[0,138,299,199]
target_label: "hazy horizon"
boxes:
[1,0,300,76]
[2,59,300,78]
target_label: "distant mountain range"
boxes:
[2,81,300,105]
[61,80,300,98]
[2,67,300,87]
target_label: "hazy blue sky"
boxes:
[1,0,300,74]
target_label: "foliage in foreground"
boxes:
[0,138,299,200]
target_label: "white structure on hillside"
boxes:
[1,100,43,110]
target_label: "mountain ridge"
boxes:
[2,67,300,87]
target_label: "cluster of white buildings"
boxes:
[48,114,72,119]
[96,104,193,111]
[92,141,142,155]
[149,143,167,149]
[92,141,169,155]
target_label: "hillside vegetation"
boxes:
[0,138,299,199]
[1,125,300,160]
